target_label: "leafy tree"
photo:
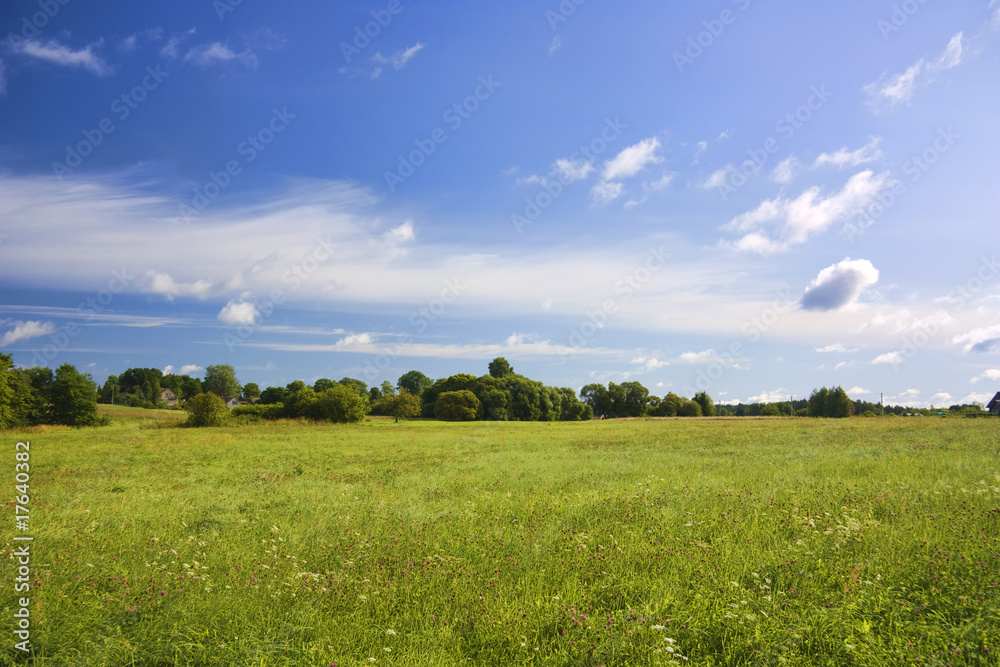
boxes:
[180,376,203,400]
[369,386,383,403]
[377,389,421,422]
[507,376,543,421]
[161,374,185,401]
[338,377,368,397]
[48,364,100,426]
[310,385,369,423]
[241,382,261,402]
[0,354,17,428]
[286,380,307,394]
[556,387,591,421]
[693,391,716,418]
[259,386,286,405]
[469,375,509,421]
[118,367,163,405]
[808,386,854,418]
[284,386,318,418]
[678,399,702,417]
[313,378,336,393]
[185,392,231,427]
[607,382,627,418]
[98,374,121,404]
[380,380,395,396]
[12,368,49,425]
[580,383,611,418]
[203,364,241,398]
[422,374,477,417]
[760,403,781,416]
[619,381,650,417]
[488,357,514,379]
[808,387,829,417]
[661,393,683,417]
[397,370,432,397]
[434,390,482,421]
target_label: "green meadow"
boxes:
[3,409,999,666]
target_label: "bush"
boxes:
[310,385,369,423]
[185,393,231,427]
[231,403,285,421]
[677,400,702,417]
[434,390,482,421]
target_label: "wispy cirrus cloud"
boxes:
[591,137,664,206]
[12,38,113,76]
[864,32,964,110]
[813,137,883,169]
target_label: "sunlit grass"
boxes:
[3,417,999,665]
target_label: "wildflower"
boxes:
[386,629,396,636]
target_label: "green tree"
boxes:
[761,403,781,416]
[310,385,369,423]
[580,383,611,418]
[284,387,318,418]
[422,374,477,417]
[620,381,650,417]
[338,377,368,397]
[241,382,261,402]
[434,390,482,421]
[506,376,543,421]
[0,353,16,428]
[678,399,702,417]
[98,374,121,404]
[397,370,432,397]
[662,392,683,417]
[259,385,286,405]
[286,380,307,394]
[118,367,163,406]
[180,376,202,400]
[313,378,336,393]
[161,374,185,401]
[488,357,514,379]
[693,391,716,417]
[185,392,231,427]
[378,389,422,422]
[48,364,100,426]
[469,375,509,421]
[203,365,241,398]
[557,387,590,421]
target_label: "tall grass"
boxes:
[3,417,999,665]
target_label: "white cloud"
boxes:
[371,42,425,75]
[625,172,675,208]
[971,368,1000,384]
[769,156,800,184]
[864,33,963,110]
[632,356,669,370]
[601,137,662,181]
[813,137,883,169]
[590,181,623,205]
[142,271,219,301]
[185,42,257,68]
[816,343,858,353]
[723,170,891,254]
[0,320,56,346]
[162,365,174,375]
[953,323,1000,354]
[381,220,415,244]
[14,39,113,76]
[872,351,903,365]
[747,388,790,403]
[930,392,953,406]
[160,29,197,59]
[217,299,260,326]
[800,258,880,311]
[847,386,870,395]
[701,165,733,190]
[678,349,720,364]
[553,158,594,182]
[180,364,203,376]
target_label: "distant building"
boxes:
[988,392,1000,415]
[221,396,241,409]
[160,388,178,406]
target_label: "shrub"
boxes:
[310,385,369,423]
[185,393,231,427]
[434,390,482,421]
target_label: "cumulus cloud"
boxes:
[553,158,594,182]
[701,165,733,190]
[632,356,669,371]
[813,137,883,169]
[769,157,800,184]
[0,320,56,346]
[864,32,964,110]
[601,138,662,181]
[185,42,257,68]
[970,368,1000,384]
[590,180,623,205]
[747,388,790,403]
[800,258,880,311]
[142,270,220,301]
[872,351,903,365]
[847,386,871,395]
[953,323,1000,354]
[180,364,203,376]
[217,299,261,326]
[723,170,891,254]
[13,39,113,76]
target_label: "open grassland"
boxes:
[2,416,999,666]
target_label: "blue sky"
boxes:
[2,0,999,407]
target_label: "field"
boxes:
[3,410,999,666]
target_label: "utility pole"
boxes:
[880,392,884,417]
[789,395,794,417]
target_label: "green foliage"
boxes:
[434,390,482,421]
[678,399,702,417]
[46,364,100,426]
[184,392,231,427]
[337,377,368,398]
[241,382,261,401]
[258,386,287,405]
[203,364,241,398]
[422,373,477,417]
[808,386,854,418]
[311,385,370,423]
[0,353,16,428]
[580,383,611,418]
[373,389,422,422]
[313,378,336,392]
[285,380,306,394]
[488,356,513,379]
[283,387,317,418]
[230,403,285,421]
[693,391,715,417]
[397,370,432,397]
[761,403,781,416]
[117,367,163,405]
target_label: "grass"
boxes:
[2,416,999,665]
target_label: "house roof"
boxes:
[988,392,1000,411]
